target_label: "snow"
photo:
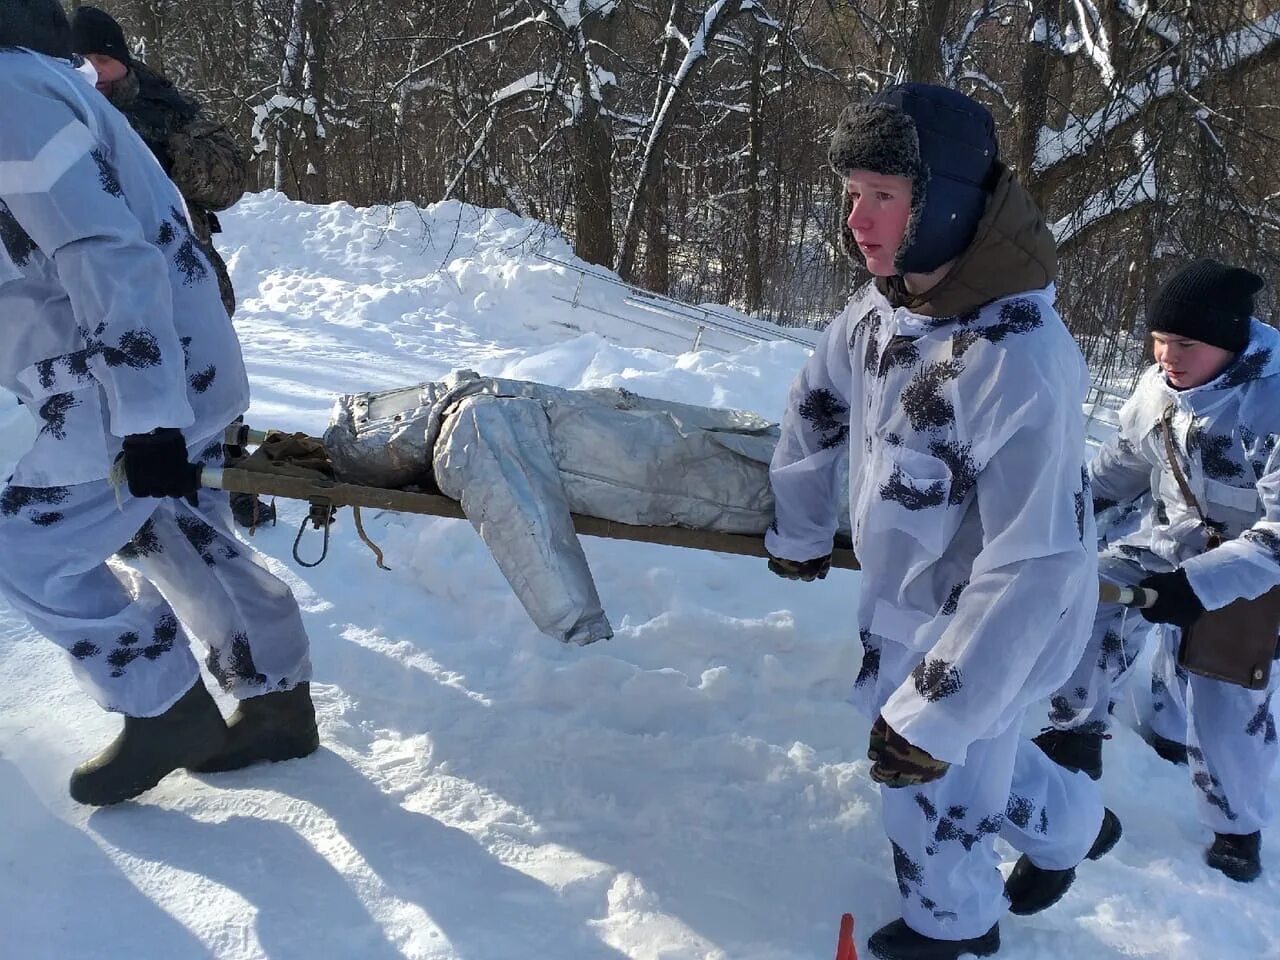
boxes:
[1,191,1277,960]
[490,72,556,106]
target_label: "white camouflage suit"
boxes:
[1048,320,1280,835]
[768,278,1103,940]
[0,49,310,717]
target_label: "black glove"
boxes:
[119,428,201,505]
[1138,568,1205,628]
[767,552,831,582]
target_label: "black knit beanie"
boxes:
[829,83,998,274]
[1146,258,1263,354]
[0,0,73,58]
[71,6,131,65]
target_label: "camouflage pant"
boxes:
[0,435,309,717]
[857,639,1102,939]
[1148,624,1278,834]
[881,720,1103,939]
[1044,550,1163,734]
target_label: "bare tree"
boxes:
[92,0,1280,362]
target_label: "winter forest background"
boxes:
[76,0,1280,384]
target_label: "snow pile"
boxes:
[0,192,1274,960]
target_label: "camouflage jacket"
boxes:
[107,64,246,245]
[0,50,250,486]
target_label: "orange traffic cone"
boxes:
[834,912,857,960]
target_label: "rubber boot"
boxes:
[69,681,227,806]
[866,919,999,960]
[1206,831,1262,883]
[1031,728,1104,781]
[190,682,319,773]
[1005,808,1122,915]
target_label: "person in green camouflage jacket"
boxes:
[71,5,244,318]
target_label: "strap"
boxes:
[1162,404,1205,522]
[1162,404,1221,549]
[352,506,391,571]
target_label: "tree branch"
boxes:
[1035,11,1280,175]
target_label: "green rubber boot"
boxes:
[190,682,319,773]
[70,681,227,806]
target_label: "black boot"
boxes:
[230,492,276,529]
[1005,808,1122,915]
[189,682,319,773]
[1031,728,1104,781]
[866,919,999,960]
[69,681,227,806]
[1140,727,1188,766]
[1206,831,1262,883]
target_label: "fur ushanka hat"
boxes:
[830,83,998,275]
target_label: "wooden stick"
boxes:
[205,467,1145,598]
[1099,581,1156,607]
[201,466,861,570]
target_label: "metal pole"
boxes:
[570,269,584,309]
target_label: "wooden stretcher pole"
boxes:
[201,466,862,570]
[203,466,467,518]
[202,466,1155,599]
[1099,581,1157,608]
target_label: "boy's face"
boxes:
[1151,332,1236,389]
[85,53,127,94]
[844,170,913,277]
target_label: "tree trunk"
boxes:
[567,8,616,269]
[301,0,329,203]
[274,0,306,194]
[570,97,615,268]
[1016,0,1058,208]
[136,0,167,72]
[744,26,765,313]
[907,0,952,84]
[644,166,670,294]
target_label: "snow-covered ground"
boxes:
[0,193,1274,960]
